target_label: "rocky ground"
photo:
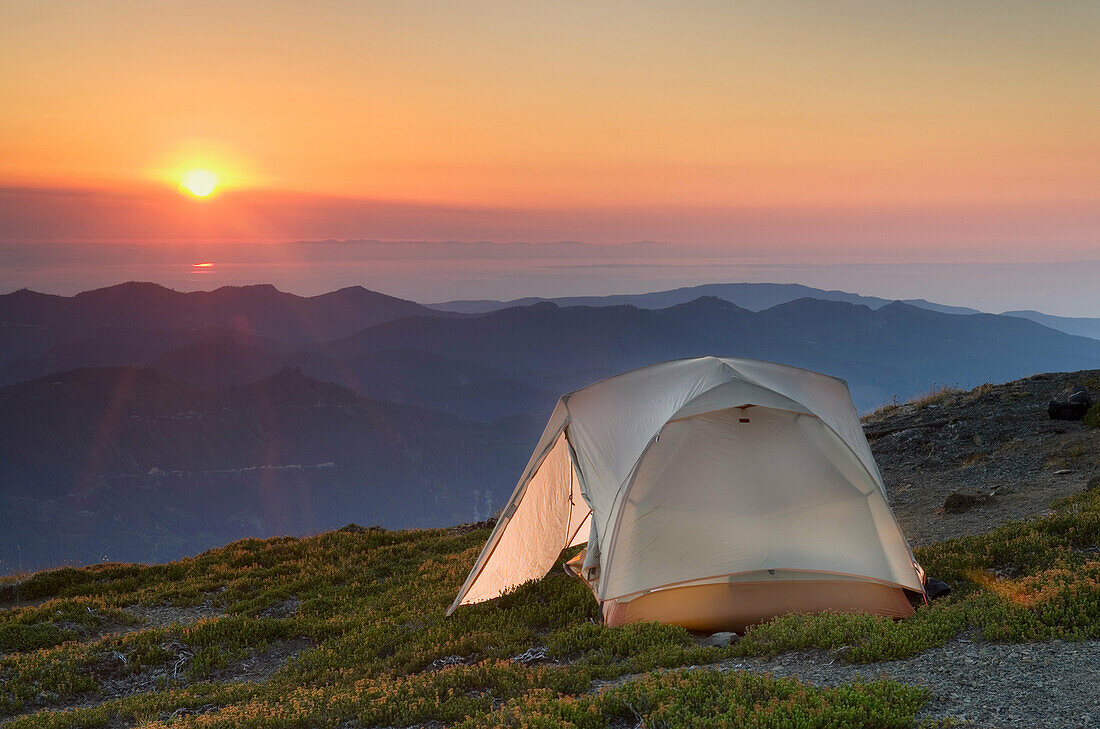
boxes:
[587,631,1100,729]
[1,598,308,724]
[866,370,1100,546]
[724,635,1100,728]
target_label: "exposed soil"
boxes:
[11,636,312,724]
[121,600,224,629]
[587,634,1100,728]
[866,370,1100,546]
[721,636,1100,729]
[0,593,50,612]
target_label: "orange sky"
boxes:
[1,1,1098,249]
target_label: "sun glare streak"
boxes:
[78,368,141,498]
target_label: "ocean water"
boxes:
[2,240,1098,317]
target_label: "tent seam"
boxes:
[606,568,921,603]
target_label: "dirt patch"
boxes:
[72,600,226,646]
[942,492,991,514]
[122,600,224,629]
[11,637,313,721]
[0,579,51,611]
[259,596,300,619]
[866,371,1100,546]
[589,635,1100,728]
[720,637,1100,729]
[206,637,313,684]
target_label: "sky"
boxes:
[1,1,1098,312]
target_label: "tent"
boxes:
[448,357,925,632]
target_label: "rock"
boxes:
[1086,475,1100,491]
[260,596,301,618]
[447,518,499,535]
[337,523,384,534]
[428,655,468,670]
[924,577,952,600]
[511,646,549,664]
[701,631,739,647]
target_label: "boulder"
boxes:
[700,631,739,647]
[924,578,952,600]
[1048,386,1093,421]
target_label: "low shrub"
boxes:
[1,488,1096,728]
[1084,402,1100,429]
[463,670,930,729]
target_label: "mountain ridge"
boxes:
[4,289,1100,413]
[0,282,444,359]
[430,282,1100,340]
[428,282,984,316]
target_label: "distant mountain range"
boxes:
[2,280,1098,572]
[430,282,983,316]
[0,366,539,572]
[430,282,1100,340]
[1000,310,1100,341]
[346,295,1100,408]
[0,282,441,364]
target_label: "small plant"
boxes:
[863,400,900,422]
[463,670,930,729]
[963,382,996,403]
[908,384,961,409]
[1084,403,1100,429]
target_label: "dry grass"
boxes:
[907,384,962,409]
[963,383,997,402]
[958,453,986,469]
[862,401,899,423]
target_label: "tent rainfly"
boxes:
[448,357,926,632]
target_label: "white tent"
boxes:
[448,357,925,631]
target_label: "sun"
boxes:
[179,169,219,197]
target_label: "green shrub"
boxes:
[463,670,930,729]
[1084,402,1100,428]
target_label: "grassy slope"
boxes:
[0,487,1097,729]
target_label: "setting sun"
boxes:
[179,169,219,197]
